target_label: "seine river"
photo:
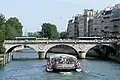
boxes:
[0,49,120,80]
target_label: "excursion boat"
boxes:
[46,54,82,72]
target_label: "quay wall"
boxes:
[0,54,4,66]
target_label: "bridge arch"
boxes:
[86,45,116,59]
[23,45,38,53]
[44,44,79,59]
[6,45,22,53]
[6,44,38,54]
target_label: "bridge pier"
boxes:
[4,53,8,65]
[78,51,86,59]
[3,52,13,65]
[38,51,45,59]
[5,53,12,64]
[8,53,12,62]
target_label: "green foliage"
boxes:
[27,32,39,37]
[0,14,6,42]
[0,45,5,54]
[60,31,67,39]
[41,23,59,39]
[5,17,23,39]
[0,13,6,54]
[27,31,42,38]
[0,24,6,42]
[5,24,17,39]
[0,13,5,23]
[0,13,23,54]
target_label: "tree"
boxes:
[0,14,23,54]
[5,24,17,39]
[0,13,5,22]
[0,13,6,42]
[41,23,59,39]
[0,13,6,54]
[60,31,67,39]
[5,17,23,39]
[27,31,41,37]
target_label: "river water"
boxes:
[0,49,120,80]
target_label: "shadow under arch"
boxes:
[45,44,79,59]
[23,45,38,53]
[6,45,22,53]
[86,45,116,59]
[6,44,38,54]
[6,45,39,61]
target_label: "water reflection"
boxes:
[13,48,38,59]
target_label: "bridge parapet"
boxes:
[4,39,115,44]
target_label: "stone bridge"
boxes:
[3,39,117,63]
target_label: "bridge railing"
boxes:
[4,39,116,43]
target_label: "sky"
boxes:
[0,0,120,35]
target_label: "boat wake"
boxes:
[60,72,72,75]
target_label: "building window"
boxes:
[104,26,108,29]
[94,28,97,31]
[103,16,110,19]
[113,25,118,28]
[75,17,78,20]
[112,31,119,34]
[101,30,104,32]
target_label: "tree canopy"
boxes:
[0,13,23,54]
[59,31,67,39]
[0,13,6,54]
[5,17,23,39]
[41,23,59,39]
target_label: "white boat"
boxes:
[46,54,82,72]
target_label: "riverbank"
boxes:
[0,54,4,66]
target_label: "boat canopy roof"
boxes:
[49,54,77,59]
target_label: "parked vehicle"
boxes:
[46,54,82,72]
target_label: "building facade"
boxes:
[90,4,120,37]
[67,9,94,39]
[110,4,120,37]
[67,4,120,39]
[67,19,74,39]
[89,11,104,37]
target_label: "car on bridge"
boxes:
[46,54,82,72]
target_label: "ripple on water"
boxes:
[0,50,120,80]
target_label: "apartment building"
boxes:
[67,9,94,39]
[67,4,120,38]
